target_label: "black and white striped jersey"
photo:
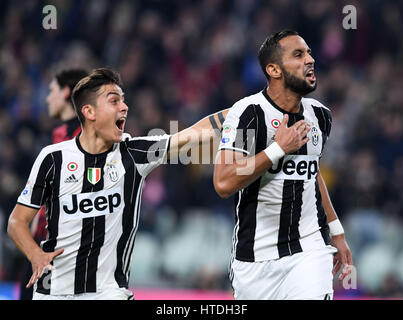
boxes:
[219,88,332,263]
[17,133,170,295]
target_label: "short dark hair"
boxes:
[72,68,122,125]
[55,68,89,103]
[258,30,299,81]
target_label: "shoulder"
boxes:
[121,133,170,143]
[41,139,71,155]
[121,133,132,141]
[303,97,332,124]
[303,97,331,113]
[230,92,265,115]
[303,98,333,136]
[225,91,266,127]
[121,133,171,151]
[36,139,76,162]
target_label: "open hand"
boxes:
[27,248,64,288]
[274,114,311,154]
[332,234,353,281]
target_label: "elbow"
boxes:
[214,162,238,199]
[214,178,233,199]
[7,210,20,240]
[7,216,15,239]
[215,185,231,199]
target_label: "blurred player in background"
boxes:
[47,69,89,143]
[9,68,229,300]
[19,68,88,300]
[214,30,353,300]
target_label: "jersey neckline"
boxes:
[75,134,115,158]
[261,87,304,116]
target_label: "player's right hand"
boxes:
[274,114,310,154]
[27,248,64,288]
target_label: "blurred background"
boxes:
[0,0,402,300]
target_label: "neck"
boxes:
[60,104,77,122]
[78,128,113,154]
[266,83,302,114]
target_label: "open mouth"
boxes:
[305,69,316,83]
[115,117,126,132]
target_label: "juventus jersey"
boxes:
[35,117,82,243]
[18,133,170,295]
[219,89,332,264]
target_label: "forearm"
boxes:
[317,169,347,238]
[168,109,229,159]
[318,171,353,275]
[8,216,42,262]
[179,113,220,147]
[317,169,338,222]
[214,150,273,198]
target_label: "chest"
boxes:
[264,111,324,156]
[57,151,127,197]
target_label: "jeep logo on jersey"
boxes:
[267,155,319,180]
[60,188,122,220]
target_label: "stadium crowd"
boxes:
[0,0,402,298]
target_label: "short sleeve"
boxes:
[218,104,258,156]
[124,134,171,177]
[17,148,55,209]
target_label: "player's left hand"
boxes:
[331,234,353,281]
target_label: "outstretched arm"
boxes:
[317,169,353,281]
[167,109,229,161]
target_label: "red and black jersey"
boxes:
[52,118,82,144]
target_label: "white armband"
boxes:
[264,142,285,166]
[329,219,344,236]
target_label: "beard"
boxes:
[282,68,317,96]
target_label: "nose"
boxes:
[121,102,129,113]
[306,53,315,66]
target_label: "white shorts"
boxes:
[231,246,337,300]
[32,287,134,300]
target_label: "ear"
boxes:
[81,104,96,122]
[62,86,71,101]
[265,63,282,80]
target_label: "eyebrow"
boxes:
[106,91,124,98]
[292,48,312,54]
